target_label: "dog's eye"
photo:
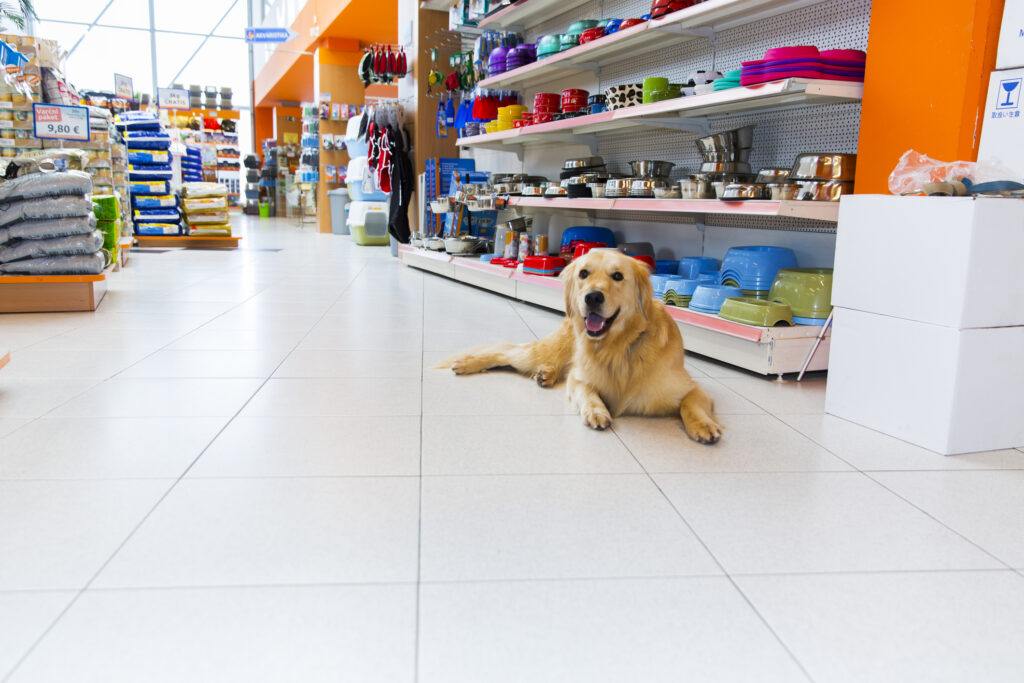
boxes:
[611,272,624,281]
[579,269,589,279]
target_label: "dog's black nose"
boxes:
[585,291,605,309]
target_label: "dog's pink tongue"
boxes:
[585,313,606,333]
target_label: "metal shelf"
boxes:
[458,79,863,152]
[477,0,829,88]
[507,196,840,222]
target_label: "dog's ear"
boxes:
[631,258,654,320]
[560,258,579,318]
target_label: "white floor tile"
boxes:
[0,378,98,418]
[654,472,1001,574]
[168,327,307,351]
[119,349,290,378]
[422,415,642,475]
[419,577,806,683]
[779,414,1024,470]
[297,324,423,351]
[93,477,420,588]
[0,417,30,437]
[422,373,574,416]
[274,349,422,379]
[240,378,421,417]
[191,416,420,477]
[0,347,149,378]
[0,480,171,590]
[422,326,537,353]
[715,375,827,414]
[49,378,263,418]
[738,571,1024,683]
[0,417,226,479]
[10,584,416,683]
[697,379,766,415]
[613,415,852,473]
[0,591,75,679]
[872,470,1024,567]
[420,474,720,581]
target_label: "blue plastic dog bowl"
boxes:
[719,246,797,291]
[655,259,680,275]
[677,256,720,279]
[689,284,744,314]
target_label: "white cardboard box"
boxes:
[978,67,1024,180]
[833,195,1024,329]
[998,0,1024,70]
[825,307,1024,454]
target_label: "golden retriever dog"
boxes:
[442,248,722,444]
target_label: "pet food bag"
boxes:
[0,215,97,244]
[0,252,106,275]
[0,230,104,263]
[0,170,92,202]
[0,196,94,228]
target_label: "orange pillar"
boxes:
[856,0,1006,193]
[254,106,274,162]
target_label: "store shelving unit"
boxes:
[504,196,840,222]
[478,0,828,87]
[398,246,829,375]
[0,274,108,313]
[135,235,241,249]
[459,79,862,153]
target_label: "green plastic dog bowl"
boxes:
[719,297,793,326]
[769,268,834,319]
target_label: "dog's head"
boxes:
[561,248,653,341]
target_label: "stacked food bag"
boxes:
[92,193,121,263]
[182,145,203,183]
[0,170,107,275]
[181,182,230,235]
[117,111,181,236]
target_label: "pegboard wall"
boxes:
[466,0,872,249]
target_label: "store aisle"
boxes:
[2,216,1024,682]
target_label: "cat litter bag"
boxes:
[0,170,92,203]
[0,251,106,275]
[0,196,94,228]
[125,132,171,150]
[0,230,104,263]
[0,214,96,244]
[135,222,182,236]
[134,208,180,223]
[127,150,169,165]
[115,113,161,132]
[130,180,170,195]
[132,194,177,209]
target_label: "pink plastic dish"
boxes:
[819,49,867,63]
[763,45,819,61]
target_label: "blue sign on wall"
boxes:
[244,27,296,44]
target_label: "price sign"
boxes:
[32,103,90,141]
[158,87,190,110]
[114,73,133,99]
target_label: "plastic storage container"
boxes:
[346,156,388,201]
[328,188,350,235]
[347,200,390,246]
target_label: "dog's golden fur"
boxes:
[441,249,722,443]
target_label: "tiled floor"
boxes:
[2,217,1024,682]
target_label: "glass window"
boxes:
[64,25,155,95]
[35,0,112,24]
[172,36,251,108]
[95,0,151,30]
[155,0,237,35]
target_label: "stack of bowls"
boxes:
[505,43,536,70]
[769,268,833,325]
[677,256,720,279]
[690,284,743,313]
[488,45,509,76]
[537,34,562,59]
[642,77,682,103]
[587,94,608,114]
[719,245,798,298]
[604,83,644,110]
[789,153,856,202]
[655,259,680,274]
[561,88,589,114]
[695,126,756,193]
[565,19,600,45]
[664,277,704,307]
[578,26,605,44]
[495,104,527,131]
[719,298,794,326]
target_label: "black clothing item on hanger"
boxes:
[388,124,414,244]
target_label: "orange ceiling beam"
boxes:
[254,0,398,107]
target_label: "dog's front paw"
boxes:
[533,365,557,387]
[582,406,612,431]
[683,415,722,445]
